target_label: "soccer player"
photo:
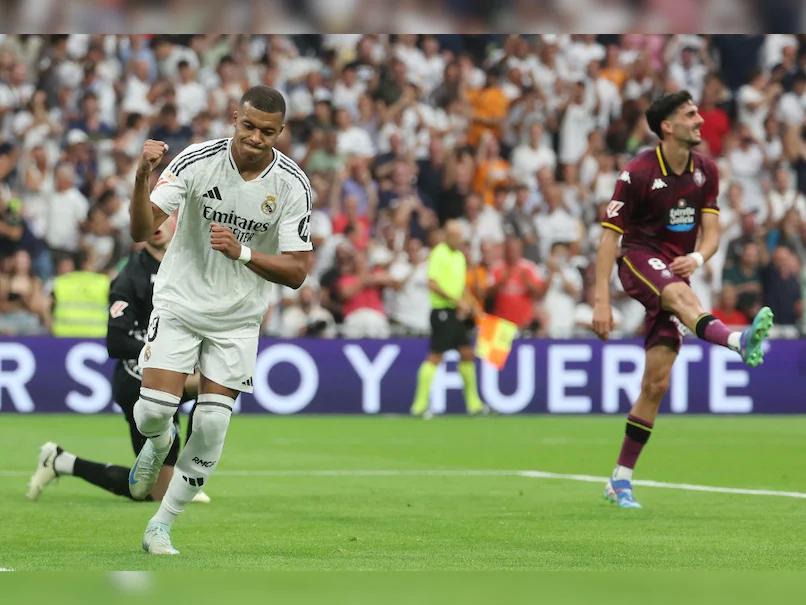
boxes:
[128,86,312,554]
[592,90,774,509]
[410,220,487,417]
[26,215,209,504]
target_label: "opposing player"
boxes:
[26,216,208,504]
[592,91,773,509]
[129,86,311,554]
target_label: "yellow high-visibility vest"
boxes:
[52,271,110,338]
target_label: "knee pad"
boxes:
[133,388,181,437]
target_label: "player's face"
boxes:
[667,100,704,147]
[233,102,284,161]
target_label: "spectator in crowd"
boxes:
[45,162,89,255]
[763,245,803,326]
[0,249,50,334]
[0,34,803,338]
[279,285,337,338]
[386,237,430,335]
[488,237,546,333]
[711,284,749,328]
[336,246,393,338]
[723,241,765,321]
[543,241,583,337]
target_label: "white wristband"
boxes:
[687,252,704,268]
[238,245,252,265]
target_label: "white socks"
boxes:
[151,393,234,527]
[613,465,634,481]
[54,451,76,475]
[728,332,741,352]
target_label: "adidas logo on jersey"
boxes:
[202,186,222,200]
[241,377,253,387]
[651,179,667,191]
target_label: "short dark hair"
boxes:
[240,86,286,117]
[645,90,694,139]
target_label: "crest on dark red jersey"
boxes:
[693,169,705,187]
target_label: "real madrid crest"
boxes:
[143,345,152,361]
[261,194,277,214]
[693,168,705,187]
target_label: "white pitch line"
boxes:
[2,468,806,499]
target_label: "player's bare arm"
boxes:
[209,223,308,289]
[669,212,720,278]
[131,139,170,242]
[592,227,620,340]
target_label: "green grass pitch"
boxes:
[2,414,806,577]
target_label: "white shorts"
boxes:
[138,309,258,393]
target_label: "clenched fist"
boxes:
[210,223,242,260]
[138,139,169,175]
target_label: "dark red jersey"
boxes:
[602,145,719,259]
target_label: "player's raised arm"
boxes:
[131,139,170,242]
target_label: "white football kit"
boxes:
[139,138,313,392]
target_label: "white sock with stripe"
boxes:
[152,393,234,526]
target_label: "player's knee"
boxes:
[133,389,179,436]
[641,375,671,403]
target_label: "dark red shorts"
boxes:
[617,249,687,352]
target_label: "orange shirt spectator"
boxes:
[473,133,510,206]
[466,69,509,146]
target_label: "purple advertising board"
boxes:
[0,337,804,414]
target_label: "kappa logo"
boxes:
[202,186,223,200]
[109,300,129,318]
[651,178,667,191]
[606,200,624,218]
[618,171,631,184]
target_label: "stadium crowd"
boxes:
[0,34,804,338]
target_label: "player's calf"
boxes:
[130,388,181,500]
[146,393,233,545]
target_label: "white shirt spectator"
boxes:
[762,34,798,70]
[544,264,583,337]
[535,208,581,260]
[46,188,89,252]
[175,79,208,125]
[559,102,595,165]
[510,143,556,190]
[777,90,805,127]
[121,74,154,116]
[768,188,806,223]
[337,126,375,158]
[668,60,708,103]
[737,84,769,141]
[332,79,366,115]
[386,258,430,333]
[728,143,765,215]
[458,206,505,264]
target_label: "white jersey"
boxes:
[150,138,312,337]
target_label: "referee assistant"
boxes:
[411,220,486,416]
